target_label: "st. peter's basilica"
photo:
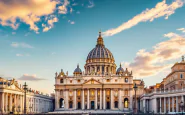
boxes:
[54,32,145,111]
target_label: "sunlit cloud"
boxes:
[42,16,58,32]
[18,74,46,81]
[87,0,95,8]
[0,0,70,33]
[11,42,34,48]
[76,11,80,14]
[103,0,184,37]
[177,28,185,33]
[123,32,185,78]
[68,20,75,24]
[58,0,69,14]
[16,53,30,57]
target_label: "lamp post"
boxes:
[23,82,28,115]
[180,101,184,115]
[133,83,138,114]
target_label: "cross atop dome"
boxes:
[97,30,104,46]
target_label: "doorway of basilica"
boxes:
[91,101,94,109]
[106,102,110,109]
[59,98,64,108]
[69,101,73,108]
[77,102,81,109]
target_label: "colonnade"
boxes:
[0,92,24,113]
[56,88,131,110]
[85,65,116,75]
[141,95,185,113]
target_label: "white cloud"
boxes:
[76,11,80,14]
[72,3,78,6]
[24,32,30,36]
[42,17,58,32]
[163,32,179,38]
[11,42,33,48]
[58,0,70,14]
[87,0,95,8]
[16,53,23,57]
[177,28,185,33]
[123,32,185,78]
[18,74,46,81]
[68,20,75,24]
[70,8,73,13]
[0,0,70,33]
[12,32,16,35]
[103,0,184,37]
[16,53,30,57]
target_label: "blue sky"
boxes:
[0,0,185,93]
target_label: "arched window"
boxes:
[124,98,129,108]
[91,90,94,96]
[77,90,81,96]
[181,74,183,79]
[106,90,110,96]
[60,79,63,83]
[125,78,128,82]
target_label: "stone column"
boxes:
[152,98,157,113]
[164,97,166,113]
[5,93,8,113]
[74,89,76,109]
[20,95,22,113]
[14,94,17,112]
[168,97,170,112]
[118,89,121,110]
[104,65,107,74]
[143,99,146,113]
[172,97,174,112]
[66,90,68,109]
[22,95,24,112]
[87,89,89,109]
[181,96,184,112]
[111,89,113,109]
[95,66,97,73]
[176,96,178,112]
[160,97,161,113]
[55,90,59,109]
[82,89,84,109]
[95,89,97,109]
[1,93,4,113]
[100,89,102,109]
[103,89,106,109]
[108,66,111,74]
[10,94,12,112]
[100,66,102,75]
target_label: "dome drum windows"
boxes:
[125,78,128,83]
[181,74,183,79]
[60,79,64,83]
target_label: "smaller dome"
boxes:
[116,63,124,74]
[74,64,82,74]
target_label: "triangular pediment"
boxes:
[83,78,102,85]
[8,81,23,92]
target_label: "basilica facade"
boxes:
[54,32,145,111]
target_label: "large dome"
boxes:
[86,31,114,60]
[84,31,117,75]
[87,45,114,60]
